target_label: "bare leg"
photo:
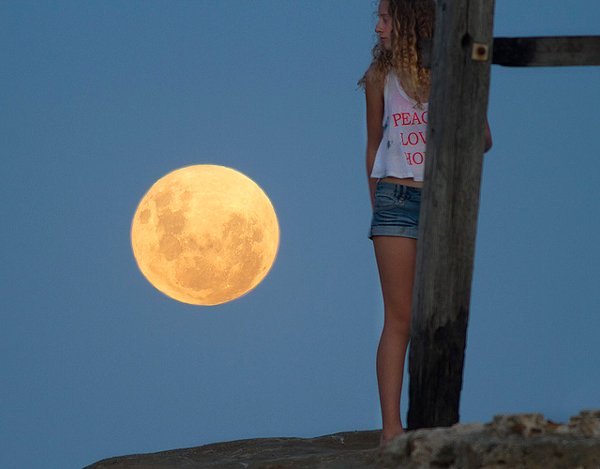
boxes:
[373,235,417,444]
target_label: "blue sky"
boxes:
[1,1,599,468]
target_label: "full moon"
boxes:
[131,165,279,305]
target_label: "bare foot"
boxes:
[379,428,405,446]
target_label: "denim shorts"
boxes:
[369,182,422,239]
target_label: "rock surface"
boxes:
[83,430,381,469]
[380,410,600,469]
[84,410,600,469]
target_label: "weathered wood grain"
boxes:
[407,0,496,430]
[423,36,600,68]
[493,36,600,67]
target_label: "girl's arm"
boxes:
[484,118,492,153]
[365,70,384,209]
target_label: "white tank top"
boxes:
[370,71,429,182]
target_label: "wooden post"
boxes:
[407,0,496,430]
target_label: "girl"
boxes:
[360,0,492,444]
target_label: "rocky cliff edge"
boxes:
[84,410,600,469]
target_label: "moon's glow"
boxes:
[131,165,279,305]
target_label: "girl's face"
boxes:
[375,0,392,51]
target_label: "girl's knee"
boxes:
[383,314,411,338]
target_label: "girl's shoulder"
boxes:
[365,63,378,80]
[364,64,387,92]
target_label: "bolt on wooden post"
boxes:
[407,0,496,430]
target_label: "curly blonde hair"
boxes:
[359,0,436,107]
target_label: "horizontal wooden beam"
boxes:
[494,36,600,67]
[422,36,600,68]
